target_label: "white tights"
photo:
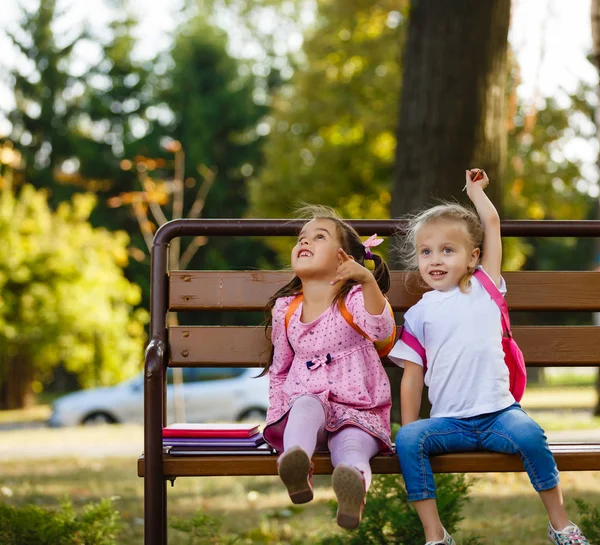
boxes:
[282,395,380,490]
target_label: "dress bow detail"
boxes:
[306,353,332,370]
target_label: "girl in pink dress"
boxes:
[262,205,394,530]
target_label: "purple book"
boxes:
[165,443,275,456]
[163,433,265,449]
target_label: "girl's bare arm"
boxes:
[400,361,424,426]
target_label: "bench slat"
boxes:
[137,443,600,478]
[169,326,600,366]
[169,271,600,311]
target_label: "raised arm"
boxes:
[465,169,502,287]
[345,285,395,341]
[331,248,387,315]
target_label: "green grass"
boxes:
[520,386,597,410]
[529,412,600,432]
[462,473,600,544]
[542,373,597,388]
[519,386,600,431]
[0,455,598,544]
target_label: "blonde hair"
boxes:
[398,202,483,293]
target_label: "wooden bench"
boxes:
[138,218,600,545]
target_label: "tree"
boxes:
[5,0,153,228]
[250,0,408,220]
[0,181,148,409]
[391,0,511,217]
[68,3,156,298]
[71,3,153,200]
[503,75,595,270]
[5,0,84,200]
[190,0,313,90]
[126,16,277,277]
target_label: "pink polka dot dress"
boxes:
[263,285,394,454]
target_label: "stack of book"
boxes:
[162,423,274,456]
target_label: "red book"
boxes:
[162,423,260,439]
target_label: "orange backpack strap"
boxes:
[337,298,375,342]
[284,294,303,331]
[338,297,396,357]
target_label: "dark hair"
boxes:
[397,202,483,293]
[260,204,391,375]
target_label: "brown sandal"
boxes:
[277,446,314,504]
[332,464,366,529]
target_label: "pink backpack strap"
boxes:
[473,269,512,337]
[398,326,428,371]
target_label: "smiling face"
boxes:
[416,219,480,292]
[291,218,343,280]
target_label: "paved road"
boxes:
[0,423,144,460]
[0,421,46,431]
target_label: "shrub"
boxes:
[0,499,121,545]
[575,498,600,542]
[317,473,482,545]
[171,509,310,545]
[170,511,240,544]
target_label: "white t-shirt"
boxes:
[389,267,515,418]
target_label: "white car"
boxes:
[48,367,269,426]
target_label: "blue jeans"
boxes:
[395,403,560,501]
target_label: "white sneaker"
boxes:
[425,527,456,545]
[548,521,590,545]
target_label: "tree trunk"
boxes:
[0,356,35,410]
[390,0,511,421]
[392,0,510,213]
[590,0,600,417]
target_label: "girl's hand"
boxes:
[330,248,374,286]
[464,168,489,193]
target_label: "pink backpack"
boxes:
[399,269,527,402]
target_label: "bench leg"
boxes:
[145,472,166,545]
[144,338,167,544]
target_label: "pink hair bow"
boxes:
[306,353,332,370]
[363,234,384,260]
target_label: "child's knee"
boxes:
[509,416,547,450]
[523,421,547,446]
[394,422,424,454]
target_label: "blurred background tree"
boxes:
[250,0,407,221]
[0,180,147,409]
[73,3,153,219]
[6,0,85,200]
[116,13,280,293]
